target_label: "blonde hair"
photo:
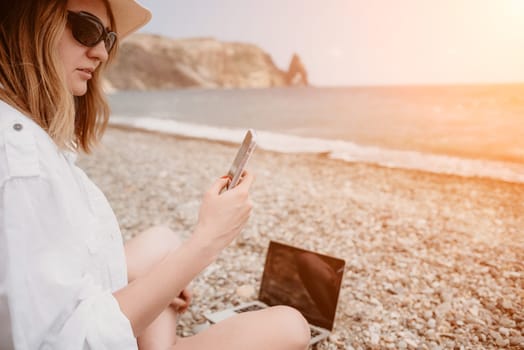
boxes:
[0,0,117,153]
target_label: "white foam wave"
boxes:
[110,116,524,184]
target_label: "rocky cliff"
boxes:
[103,33,308,91]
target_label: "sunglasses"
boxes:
[67,11,117,53]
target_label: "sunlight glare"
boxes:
[507,0,524,16]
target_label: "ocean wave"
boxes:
[110,115,524,184]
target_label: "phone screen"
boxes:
[226,129,257,190]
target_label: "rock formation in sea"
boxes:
[286,53,308,86]
[103,33,308,91]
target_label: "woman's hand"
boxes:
[192,170,254,253]
[170,287,192,314]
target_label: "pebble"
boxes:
[435,302,452,319]
[509,336,524,346]
[425,329,437,340]
[489,329,503,343]
[496,338,509,347]
[368,323,381,345]
[427,318,436,329]
[235,285,255,298]
[500,317,517,328]
[498,327,510,337]
[499,297,513,310]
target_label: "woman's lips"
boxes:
[77,68,93,79]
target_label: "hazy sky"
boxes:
[138,0,524,86]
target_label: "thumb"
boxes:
[209,176,230,195]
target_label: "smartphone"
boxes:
[225,129,257,190]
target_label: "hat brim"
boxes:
[108,0,152,39]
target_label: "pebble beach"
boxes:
[78,126,524,350]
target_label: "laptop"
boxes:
[204,241,346,345]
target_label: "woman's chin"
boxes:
[69,78,89,96]
[72,85,88,97]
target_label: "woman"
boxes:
[0,0,311,349]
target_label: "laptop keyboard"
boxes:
[310,327,322,338]
[235,304,266,313]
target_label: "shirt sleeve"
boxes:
[1,169,137,348]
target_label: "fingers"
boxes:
[171,298,188,314]
[181,288,192,309]
[171,296,188,313]
[181,287,192,300]
[210,170,254,195]
[236,170,254,190]
[177,288,192,302]
[171,288,193,314]
[172,297,186,308]
[209,176,230,195]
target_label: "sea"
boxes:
[107,84,524,184]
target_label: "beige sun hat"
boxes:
[108,0,152,39]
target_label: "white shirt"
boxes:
[0,100,137,349]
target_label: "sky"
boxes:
[138,0,524,87]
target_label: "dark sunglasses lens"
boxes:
[71,16,104,47]
[105,32,117,52]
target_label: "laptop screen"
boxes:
[258,241,345,330]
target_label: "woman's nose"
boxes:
[87,40,109,63]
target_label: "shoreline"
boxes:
[109,122,524,187]
[79,126,524,349]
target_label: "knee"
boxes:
[270,306,311,349]
[126,225,184,282]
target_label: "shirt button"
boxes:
[13,123,23,131]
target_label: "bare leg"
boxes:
[174,306,310,350]
[125,226,183,349]
[137,307,179,350]
[125,226,311,350]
